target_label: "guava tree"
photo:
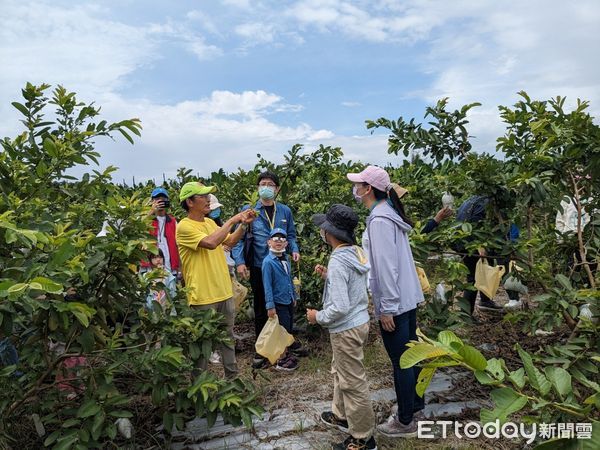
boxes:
[0,84,262,449]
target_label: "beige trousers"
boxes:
[330,322,375,440]
[193,297,238,379]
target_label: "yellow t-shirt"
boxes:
[176,217,233,306]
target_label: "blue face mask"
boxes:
[258,186,275,200]
[208,208,221,219]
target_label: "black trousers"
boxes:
[250,266,268,340]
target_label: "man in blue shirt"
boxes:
[232,171,303,368]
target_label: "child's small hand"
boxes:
[267,308,276,318]
[306,308,318,324]
[314,264,327,279]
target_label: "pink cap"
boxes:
[346,166,391,192]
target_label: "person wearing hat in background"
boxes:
[206,193,233,366]
[176,181,256,379]
[306,204,376,450]
[140,187,180,276]
[262,227,300,371]
[348,166,424,438]
[232,171,306,370]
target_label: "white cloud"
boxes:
[235,22,276,44]
[3,0,600,183]
[417,1,600,152]
[84,91,335,180]
[221,0,252,9]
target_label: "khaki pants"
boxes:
[330,322,374,440]
[193,298,238,379]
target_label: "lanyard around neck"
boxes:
[263,202,277,229]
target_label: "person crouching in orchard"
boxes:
[144,249,176,314]
[176,181,256,379]
[262,228,300,371]
[306,204,376,450]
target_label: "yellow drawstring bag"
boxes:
[231,276,248,311]
[415,266,431,293]
[475,260,506,299]
[255,316,295,364]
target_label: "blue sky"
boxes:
[2,0,600,183]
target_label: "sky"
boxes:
[2,0,600,183]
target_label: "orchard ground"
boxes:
[84,287,562,450]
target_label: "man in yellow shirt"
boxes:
[177,181,256,378]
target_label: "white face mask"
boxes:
[268,244,285,256]
[319,228,328,244]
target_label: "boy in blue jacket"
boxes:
[262,228,299,371]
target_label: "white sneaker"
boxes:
[504,299,522,310]
[209,351,222,365]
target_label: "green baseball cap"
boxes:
[179,182,217,201]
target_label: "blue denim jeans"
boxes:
[379,308,425,425]
[275,302,294,334]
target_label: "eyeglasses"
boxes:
[259,182,277,188]
[271,236,287,242]
[192,194,209,200]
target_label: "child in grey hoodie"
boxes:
[307,204,377,450]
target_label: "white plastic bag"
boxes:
[434,283,447,304]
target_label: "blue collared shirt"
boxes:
[261,253,298,310]
[232,201,300,268]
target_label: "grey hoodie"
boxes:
[316,245,370,333]
[363,201,424,318]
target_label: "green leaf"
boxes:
[30,276,63,294]
[7,283,28,294]
[458,345,487,371]
[485,358,505,381]
[206,410,218,428]
[480,387,528,424]
[400,344,451,369]
[44,430,61,446]
[555,274,572,291]
[43,137,58,157]
[415,367,435,397]
[61,418,80,428]
[91,411,105,441]
[544,366,572,399]
[77,399,101,418]
[516,344,551,396]
[507,368,526,389]
[163,411,174,433]
[474,370,497,385]
[78,328,95,353]
[11,101,29,116]
[437,330,463,348]
[52,433,79,450]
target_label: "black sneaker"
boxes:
[478,299,502,311]
[332,435,377,450]
[289,341,309,357]
[275,355,298,372]
[252,354,269,369]
[321,411,349,432]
